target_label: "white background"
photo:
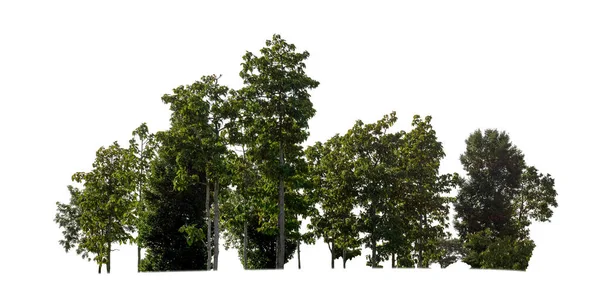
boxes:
[1,0,598,303]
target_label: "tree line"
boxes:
[54,34,558,273]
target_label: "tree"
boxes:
[129,123,157,272]
[306,135,361,269]
[60,141,137,273]
[55,185,87,260]
[400,115,458,268]
[343,112,405,268]
[160,75,231,270]
[239,33,319,269]
[454,129,558,270]
[138,130,209,271]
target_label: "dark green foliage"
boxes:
[454,129,558,270]
[435,237,466,268]
[138,131,209,271]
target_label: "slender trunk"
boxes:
[371,234,376,269]
[277,141,285,269]
[243,217,248,269]
[98,264,102,274]
[392,253,396,269]
[137,141,144,273]
[213,179,220,270]
[297,239,301,269]
[331,240,335,269]
[416,214,422,268]
[343,248,347,269]
[371,205,376,269]
[206,175,212,270]
[107,215,111,274]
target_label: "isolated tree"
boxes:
[129,122,157,272]
[454,129,558,270]
[65,142,137,273]
[239,34,319,269]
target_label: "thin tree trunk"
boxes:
[98,264,102,274]
[371,234,376,269]
[206,175,212,270]
[137,246,141,272]
[331,240,335,269]
[277,141,285,269]
[392,253,396,269]
[107,215,111,274]
[213,179,220,270]
[243,217,248,269]
[343,248,347,269]
[371,205,376,269]
[297,239,301,269]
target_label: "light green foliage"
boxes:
[65,142,137,272]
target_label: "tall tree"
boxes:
[161,75,231,270]
[239,34,319,269]
[401,115,458,268]
[64,141,137,273]
[129,122,157,272]
[454,129,558,270]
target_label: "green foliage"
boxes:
[306,134,362,267]
[454,129,558,270]
[138,130,209,271]
[435,237,466,268]
[57,142,137,272]
[178,224,205,247]
[463,229,535,270]
[237,33,319,268]
[400,115,459,267]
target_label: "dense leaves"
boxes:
[55,34,558,273]
[454,129,558,270]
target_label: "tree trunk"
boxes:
[206,175,212,270]
[137,246,141,272]
[213,179,220,270]
[98,264,102,274]
[277,141,285,269]
[371,204,376,269]
[371,234,376,269]
[107,215,111,274]
[297,239,301,269]
[243,217,248,269]
[392,253,396,269]
[331,240,335,269]
[343,248,347,269]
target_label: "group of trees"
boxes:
[54,34,558,273]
